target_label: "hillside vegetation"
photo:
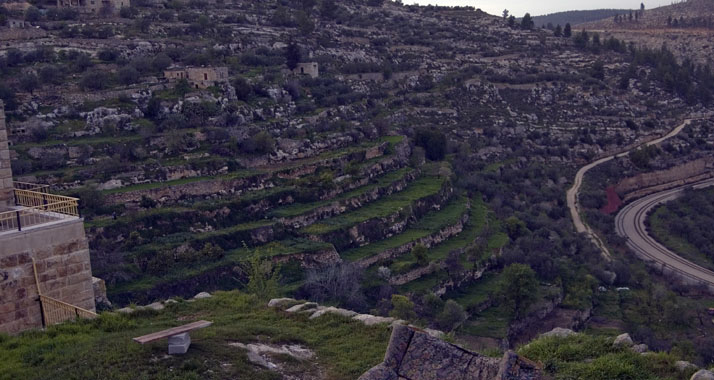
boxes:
[1,0,714,371]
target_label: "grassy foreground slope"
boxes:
[0,292,390,380]
[0,291,705,380]
[518,334,697,380]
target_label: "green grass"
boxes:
[110,239,333,295]
[299,175,446,235]
[130,219,276,255]
[101,170,259,195]
[0,291,390,380]
[445,272,500,310]
[14,134,143,149]
[518,333,693,380]
[460,307,509,339]
[340,195,468,262]
[269,167,414,219]
[389,197,493,274]
[648,204,714,271]
[86,206,192,228]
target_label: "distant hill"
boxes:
[532,9,632,28]
[580,0,714,30]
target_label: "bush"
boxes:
[411,244,429,267]
[498,263,539,320]
[117,66,140,85]
[80,70,113,90]
[436,300,467,331]
[389,295,417,321]
[302,263,365,309]
[415,129,447,161]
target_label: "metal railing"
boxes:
[39,295,98,326]
[0,184,79,233]
[13,181,50,193]
[30,258,97,327]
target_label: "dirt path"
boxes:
[566,118,696,261]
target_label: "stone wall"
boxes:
[359,324,542,380]
[0,100,12,211]
[0,219,96,334]
[614,157,714,202]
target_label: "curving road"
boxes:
[566,119,696,261]
[615,179,714,290]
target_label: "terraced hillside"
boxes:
[89,135,419,302]
[5,0,714,363]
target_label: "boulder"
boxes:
[674,361,698,372]
[422,328,446,339]
[613,333,633,347]
[691,370,714,380]
[353,314,395,326]
[145,302,165,311]
[359,325,541,380]
[631,344,648,354]
[541,327,576,338]
[193,292,212,300]
[309,306,357,319]
[116,307,134,314]
[285,302,318,313]
[267,298,296,308]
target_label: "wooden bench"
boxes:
[133,320,212,355]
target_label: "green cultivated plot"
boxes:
[300,176,446,235]
[341,195,468,262]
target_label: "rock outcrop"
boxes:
[691,369,714,380]
[359,324,542,380]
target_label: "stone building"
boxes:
[0,101,97,335]
[164,66,230,89]
[6,19,28,29]
[291,62,319,79]
[56,0,129,16]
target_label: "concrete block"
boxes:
[168,333,191,355]
[168,333,190,345]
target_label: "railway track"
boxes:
[615,178,714,290]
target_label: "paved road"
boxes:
[566,119,696,261]
[615,179,714,290]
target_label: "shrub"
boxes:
[411,244,429,267]
[436,300,467,331]
[415,129,446,161]
[80,70,113,90]
[117,66,140,85]
[389,295,417,321]
[498,263,539,320]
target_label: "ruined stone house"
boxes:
[0,100,100,335]
[291,62,319,79]
[164,66,230,89]
[56,0,129,16]
[6,19,28,29]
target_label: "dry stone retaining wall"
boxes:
[615,157,714,202]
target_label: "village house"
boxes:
[164,66,230,89]
[291,62,319,79]
[6,19,28,29]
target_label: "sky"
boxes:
[406,0,673,18]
